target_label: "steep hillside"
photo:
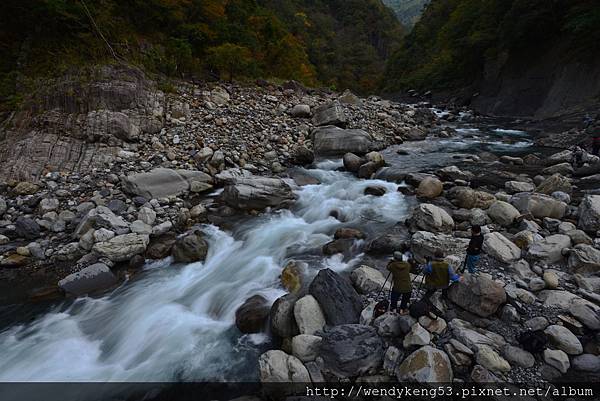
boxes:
[383,0,600,117]
[382,0,429,27]
[0,0,403,111]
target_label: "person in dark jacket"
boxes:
[464,225,484,274]
[386,251,413,315]
[423,250,461,304]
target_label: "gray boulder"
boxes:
[121,168,212,199]
[312,101,346,127]
[171,231,208,263]
[410,231,469,263]
[270,294,299,338]
[258,350,310,382]
[510,192,567,219]
[92,233,149,262]
[397,346,453,382]
[58,263,117,296]
[75,206,129,238]
[535,173,572,195]
[407,203,454,233]
[447,273,507,317]
[15,217,41,240]
[483,232,521,263]
[290,104,311,118]
[487,201,520,227]
[312,126,373,156]
[567,244,600,273]
[527,234,571,264]
[544,325,583,355]
[578,195,600,233]
[309,268,362,326]
[222,176,295,210]
[320,324,384,378]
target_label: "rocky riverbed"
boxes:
[0,65,599,392]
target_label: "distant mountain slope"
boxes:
[383,0,600,117]
[382,0,429,27]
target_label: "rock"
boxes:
[322,238,353,255]
[500,155,523,165]
[294,295,326,335]
[526,316,549,331]
[410,231,469,263]
[544,325,583,355]
[291,145,314,166]
[510,259,537,280]
[308,268,362,326]
[450,188,495,209]
[358,162,380,179]
[258,350,310,382]
[107,199,127,215]
[373,312,403,337]
[121,168,212,199]
[543,271,560,289]
[210,87,230,106]
[438,165,472,181]
[74,206,129,238]
[270,294,299,338]
[483,232,521,263]
[558,221,576,234]
[566,230,593,246]
[171,231,208,263]
[0,197,6,216]
[130,220,152,235]
[542,163,574,176]
[572,354,600,373]
[0,254,29,268]
[502,345,535,368]
[222,176,295,210]
[513,230,536,249]
[14,181,39,195]
[527,234,571,264]
[15,217,40,240]
[538,290,579,308]
[505,181,535,193]
[568,244,600,274]
[312,126,372,156]
[408,203,454,233]
[235,295,270,334]
[419,315,447,334]
[536,174,572,195]
[291,334,322,362]
[92,233,149,262]
[334,227,364,240]
[350,265,386,294]
[416,177,443,199]
[487,201,520,226]
[578,195,600,233]
[338,89,362,105]
[543,349,570,374]
[447,273,507,317]
[39,198,59,213]
[570,298,600,330]
[93,228,115,243]
[58,263,117,296]
[312,101,346,127]
[290,104,311,118]
[510,192,567,219]
[343,153,364,173]
[449,318,506,351]
[320,324,384,378]
[152,221,173,236]
[397,346,453,382]
[403,323,431,347]
[476,345,511,374]
[281,261,302,294]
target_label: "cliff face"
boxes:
[472,42,600,119]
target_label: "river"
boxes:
[0,112,534,382]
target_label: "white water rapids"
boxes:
[0,161,409,382]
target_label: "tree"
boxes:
[206,43,254,82]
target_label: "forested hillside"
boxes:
[381,0,429,27]
[384,0,600,92]
[0,0,403,110]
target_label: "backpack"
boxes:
[518,330,548,353]
[409,299,431,319]
[373,300,389,321]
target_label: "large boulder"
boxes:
[320,324,384,378]
[343,153,363,173]
[309,268,363,326]
[15,217,41,240]
[291,334,322,362]
[483,232,521,263]
[235,295,270,334]
[222,176,295,210]
[258,350,310,382]
[312,126,373,156]
[410,231,469,263]
[312,101,346,127]
[567,244,600,274]
[526,234,571,264]
[510,192,567,219]
[350,265,387,294]
[408,203,454,233]
[58,263,117,296]
[578,195,600,233]
[121,168,212,199]
[270,294,299,338]
[75,206,129,238]
[416,177,443,199]
[294,295,326,335]
[449,187,495,209]
[535,174,572,195]
[447,273,507,317]
[397,346,453,382]
[92,233,149,262]
[171,231,209,263]
[544,325,583,355]
[487,201,520,227]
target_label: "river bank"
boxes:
[0,65,599,391]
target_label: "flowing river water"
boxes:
[0,113,537,383]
